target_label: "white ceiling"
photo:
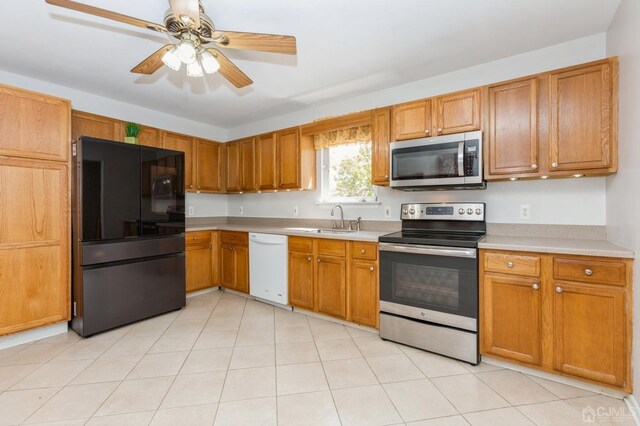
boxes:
[1,0,620,128]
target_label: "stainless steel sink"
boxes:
[317,229,356,234]
[284,227,319,233]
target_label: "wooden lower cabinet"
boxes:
[220,232,249,293]
[480,249,632,392]
[481,274,542,365]
[185,231,214,292]
[315,255,347,318]
[288,237,378,327]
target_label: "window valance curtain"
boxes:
[313,125,371,150]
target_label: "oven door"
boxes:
[379,243,478,331]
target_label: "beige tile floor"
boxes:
[0,289,634,426]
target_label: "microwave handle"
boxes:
[457,142,464,177]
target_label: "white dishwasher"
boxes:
[249,233,288,306]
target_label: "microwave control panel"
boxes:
[464,140,480,177]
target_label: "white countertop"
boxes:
[187,223,389,242]
[479,234,634,259]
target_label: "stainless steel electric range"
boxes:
[378,202,486,364]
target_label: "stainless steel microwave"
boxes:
[389,131,484,190]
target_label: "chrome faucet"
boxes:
[330,204,345,229]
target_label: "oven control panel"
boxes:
[401,203,485,221]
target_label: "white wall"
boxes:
[186,193,228,217]
[224,33,609,225]
[605,0,640,402]
[0,69,228,141]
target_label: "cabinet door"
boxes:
[241,138,256,191]
[371,107,391,185]
[487,79,539,177]
[72,111,121,143]
[277,128,301,189]
[234,245,250,294]
[0,85,70,162]
[549,61,613,171]
[288,251,315,309]
[137,126,161,148]
[0,158,70,335]
[220,243,236,289]
[225,141,241,192]
[196,139,223,192]
[349,261,378,328]
[316,256,347,318]
[186,246,213,292]
[481,274,542,366]
[256,132,277,190]
[392,100,431,140]
[553,282,626,386]
[435,89,481,135]
[162,131,194,190]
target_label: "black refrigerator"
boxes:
[71,137,186,337]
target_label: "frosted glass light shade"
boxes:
[161,47,181,71]
[186,60,204,77]
[176,40,197,64]
[200,51,220,74]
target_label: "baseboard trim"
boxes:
[186,287,221,298]
[0,322,68,351]
[293,307,379,334]
[624,394,640,425]
[481,355,629,399]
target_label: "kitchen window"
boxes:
[315,125,375,203]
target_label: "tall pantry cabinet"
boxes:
[0,84,71,336]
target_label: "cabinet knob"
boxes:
[384,174,389,179]
[209,245,212,249]
[531,164,538,170]
[307,256,312,262]
[551,162,558,168]
[437,128,443,133]
[317,258,321,263]
[360,249,366,254]
[532,283,539,290]
[584,268,593,276]
[192,236,197,240]
[507,261,514,268]
[424,129,430,134]
[189,184,193,188]
[369,266,374,272]
[555,286,563,293]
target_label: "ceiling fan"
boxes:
[44,0,297,88]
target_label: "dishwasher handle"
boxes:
[249,233,288,246]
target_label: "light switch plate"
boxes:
[384,206,391,218]
[239,206,244,215]
[188,206,194,216]
[293,206,299,216]
[520,204,531,220]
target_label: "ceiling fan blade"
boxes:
[169,0,201,28]
[45,0,167,33]
[206,48,253,88]
[212,31,297,55]
[131,45,173,75]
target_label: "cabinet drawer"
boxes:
[351,242,378,260]
[317,239,347,257]
[186,232,211,248]
[220,231,248,245]
[553,257,627,287]
[289,236,313,253]
[484,252,540,277]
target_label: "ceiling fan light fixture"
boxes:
[200,51,220,74]
[176,40,197,64]
[186,60,204,78]
[161,46,181,71]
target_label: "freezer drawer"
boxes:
[72,254,185,337]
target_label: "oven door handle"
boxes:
[379,243,476,258]
[457,141,465,177]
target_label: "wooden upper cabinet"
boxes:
[553,282,626,387]
[0,85,70,162]
[392,99,432,140]
[137,126,161,148]
[241,138,256,191]
[72,110,121,143]
[256,132,277,190]
[435,89,481,135]
[195,139,223,193]
[371,107,391,185]
[162,131,194,190]
[486,79,539,178]
[277,127,301,189]
[482,274,542,366]
[549,59,616,172]
[226,141,242,192]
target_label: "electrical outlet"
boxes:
[520,204,531,220]
[384,206,391,218]
[293,206,299,216]
[188,206,194,216]
[239,206,244,215]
